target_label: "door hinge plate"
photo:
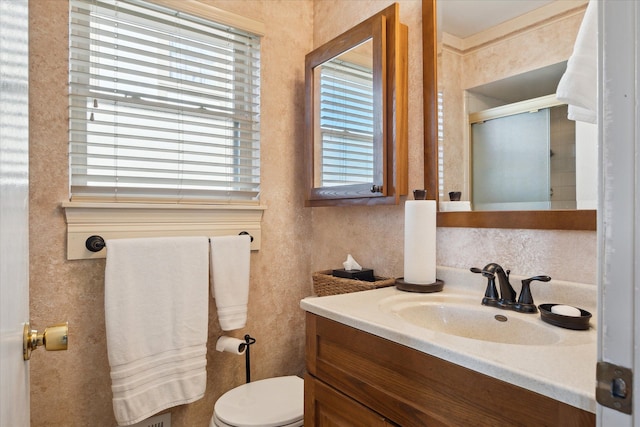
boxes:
[596,361,633,414]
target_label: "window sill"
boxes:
[61,202,266,260]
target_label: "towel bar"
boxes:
[85,232,255,253]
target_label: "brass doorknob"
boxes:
[23,321,68,360]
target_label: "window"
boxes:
[68,0,261,203]
[318,56,374,187]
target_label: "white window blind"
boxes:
[68,0,261,203]
[319,59,374,187]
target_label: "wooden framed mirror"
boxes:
[423,0,596,230]
[305,3,407,207]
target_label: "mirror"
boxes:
[311,36,382,191]
[305,4,408,206]
[423,0,596,229]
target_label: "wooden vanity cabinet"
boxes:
[305,312,595,427]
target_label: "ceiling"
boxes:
[439,0,556,38]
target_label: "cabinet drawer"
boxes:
[306,312,595,427]
[305,375,394,426]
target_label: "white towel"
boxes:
[104,236,209,426]
[556,0,597,124]
[210,235,251,331]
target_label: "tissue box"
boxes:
[332,268,375,282]
[312,270,395,297]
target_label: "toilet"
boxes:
[210,375,304,427]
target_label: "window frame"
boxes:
[68,0,262,204]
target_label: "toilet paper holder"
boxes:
[217,334,256,383]
[242,335,256,383]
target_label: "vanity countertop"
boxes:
[300,266,597,413]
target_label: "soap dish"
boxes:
[538,303,592,330]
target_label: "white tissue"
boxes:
[343,254,362,271]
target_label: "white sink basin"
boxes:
[379,293,591,346]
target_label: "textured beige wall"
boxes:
[29,1,312,426]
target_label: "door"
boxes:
[0,0,30,425]
[598,0,639,425]
[471,108,551,211]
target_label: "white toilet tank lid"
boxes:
[214,375,304,427]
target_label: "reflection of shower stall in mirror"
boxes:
[469,95,597,211]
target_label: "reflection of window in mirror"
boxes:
[314,40,375,188]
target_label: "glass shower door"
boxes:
[471,108,551,211]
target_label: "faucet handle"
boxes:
[470,267,495,279]
[514,275,551,313]
[470,267,499,305]
[523,275,551,285]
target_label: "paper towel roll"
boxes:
[404,200,436,284]
[216,336,246,355]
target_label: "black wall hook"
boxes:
[239,231,254,242]
[85,235,106,252]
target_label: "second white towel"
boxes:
[556,0,597,124]
[210,234,251,331]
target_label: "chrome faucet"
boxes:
[471,264,551,313]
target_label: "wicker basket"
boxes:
[312,270,396,297]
